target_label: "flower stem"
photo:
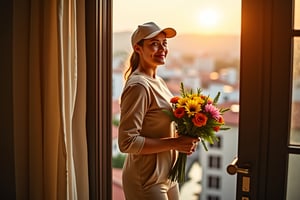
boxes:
[201,139,208,151]
[168,153,187,183]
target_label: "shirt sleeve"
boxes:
[118,83,150,154]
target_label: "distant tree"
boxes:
[112,116,120,126]
[113,50,129,58]
[181,54,195,65]
[112,154,126,168]
[215,58,240,72]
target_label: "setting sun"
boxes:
[113,0,241,35]
[198,9,220,27]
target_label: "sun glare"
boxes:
[197,8,220,29]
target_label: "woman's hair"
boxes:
[124,40,144,80]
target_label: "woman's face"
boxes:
[136,32,169,67]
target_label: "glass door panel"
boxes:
[112,1,241,199]
[286,154,300,199]
[294,0,300,29]
[290,37,300,145]
[287,1,300,195]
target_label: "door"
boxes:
[234,0,300,199]
[87,0,300,199]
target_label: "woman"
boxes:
[118,22,199,200]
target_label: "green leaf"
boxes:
[220,107,230,113]
[213,91,221,104]
[180,82,186,97]
[201,139,208,151]
[219,127,231,130]
[162,109,176,121]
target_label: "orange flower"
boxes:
[213,126,220,132]
[174,107,185,118]
[192,113,208,127]
[218,116,225,124]
[170,96,181,104]
[213,116,225,132]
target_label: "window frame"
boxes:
[86,0,112,199]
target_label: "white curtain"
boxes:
[13,0,89,199]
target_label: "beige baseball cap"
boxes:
[131,22,177,47]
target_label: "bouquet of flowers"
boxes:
[164,82,230,183]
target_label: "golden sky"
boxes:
[113,0,241,35]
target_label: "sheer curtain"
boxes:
[13,0,89,199]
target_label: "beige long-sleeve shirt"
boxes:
[118,71,178,198]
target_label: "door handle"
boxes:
[227,157,249,175]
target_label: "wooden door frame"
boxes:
[0,0,16,197]
[86,0,112,199]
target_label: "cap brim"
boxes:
[144,27,177,40]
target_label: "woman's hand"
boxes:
[173,135,200,155]
[138,135,200,155]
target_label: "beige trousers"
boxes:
[123,182,180,200]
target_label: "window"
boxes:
[208,155,221,169]
[207,175,221,189]
[207,195,220,200]
[209,136,222,149]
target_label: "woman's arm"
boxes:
[139,135,200,155]
[118,83,199,155]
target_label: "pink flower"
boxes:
[204,104,220,120]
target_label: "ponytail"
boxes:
[124,52,139,80]
[124,40,144,80]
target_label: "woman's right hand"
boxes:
[134,134,200,155]
[173,135,200,155]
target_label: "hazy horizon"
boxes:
[113,31,240,59]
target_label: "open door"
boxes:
[232,0,300,199]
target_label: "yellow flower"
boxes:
[187,93,198,99]
[185,99,201,117]
[192,96,204,104]
[177,97,189,108]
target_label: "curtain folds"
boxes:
[13,0,89,199]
